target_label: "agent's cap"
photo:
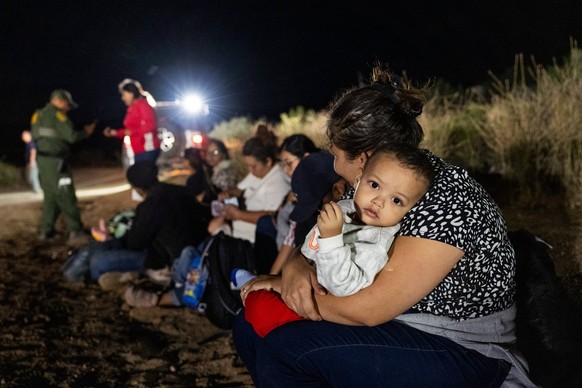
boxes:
[50,89,78,108]
[289,152,340,223]
[126,161,159,190]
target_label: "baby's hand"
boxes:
[317,202,344,238]
[240,275,281,305]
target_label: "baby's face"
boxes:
[353,155,428,227]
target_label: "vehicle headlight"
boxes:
[181,94,205,114]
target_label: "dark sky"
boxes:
[2,0,582,160]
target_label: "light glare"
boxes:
[182,94,204,114]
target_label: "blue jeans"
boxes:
[232,312,510,387]
[27,164,41,193]
[89,247,146,281]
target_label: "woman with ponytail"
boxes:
[103,79,161,164]
[233,66,535,387]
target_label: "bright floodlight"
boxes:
[182,94,204,114]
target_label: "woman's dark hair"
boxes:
[208,138,230,160]
[242,124,279,163]
[326,65,427,160]
[118,79,145,99]
[280,134,318,159]
[184,147,205,170]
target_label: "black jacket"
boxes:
[126,182,211,269]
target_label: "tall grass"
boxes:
[420,95,489,171]
[478,44,582,206]
[275,106,328,148]
[0,160,21,187]
[210,43,582,207]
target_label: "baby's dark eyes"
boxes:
[392,197,402,205]
[368,180,379,189]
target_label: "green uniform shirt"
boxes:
[30,103,85,156]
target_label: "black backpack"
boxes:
[509,229,581,386]
[200,232,256,330]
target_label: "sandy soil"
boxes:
[0,188,252,387]
[0,171,581,387]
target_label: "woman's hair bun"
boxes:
[370,65,425,119]
[255,124,278,147]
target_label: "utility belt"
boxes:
[37,150,69,159]
[38,150,70,173]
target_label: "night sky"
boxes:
[2,0,582,162]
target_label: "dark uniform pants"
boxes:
[37,155,82,234]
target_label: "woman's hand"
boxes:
[84,122,96,136]
[280,249,327,321]
[102,127,117,137]
[223,204,240,220]
[240,275,281,305]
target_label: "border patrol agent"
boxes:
[30,90,95,240]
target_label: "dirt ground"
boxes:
[1,174,581,387]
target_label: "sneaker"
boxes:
[230,268,256,290]
[124,285,160,307]
[98,272,139,291]
[145,268,172,287]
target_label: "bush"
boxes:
[421,96,489,171]
[480,45,582,206]
[0,160,21,187]
[422,42,582,207]
[275,106,328,148]
[209,116,258,147]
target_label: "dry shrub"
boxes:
[0,160,21,187]
[421,95,489,171]
[480,43,582,206]
[274,106,328,148]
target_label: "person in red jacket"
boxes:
[103,79,161,164]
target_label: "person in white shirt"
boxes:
[219,125,290,243]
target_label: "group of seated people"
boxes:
[68,65,538,386]
[82,124,347,309]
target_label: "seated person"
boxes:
[184,147,212,204]
[211,125,289,243]
[233,66,533,386]
[206,138,239,194]
[185,139,239,205]
[253,134,319,273]
[235,143,434,337]
[89,161,211,283]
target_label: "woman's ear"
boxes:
[354,168,364,191]
[357,152,368,168]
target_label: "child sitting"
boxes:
[233,143,435,337]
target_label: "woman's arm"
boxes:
[281,236,463,325]
[270,244,294,274]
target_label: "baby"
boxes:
[234,143,435,337]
